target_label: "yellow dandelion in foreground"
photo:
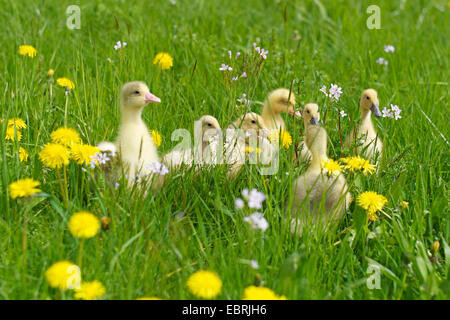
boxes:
[153,52,173,70]
[186,270,222,299]
[45,260,80,290]
[269,130,292,149]
[245,146,261,154]
[9,178,41,199]
[7,118,27,129]
[70,144,100,165]
[340,156,376,175]
[136,297,162,300]
[279,130,292,149]
[69,211,100,239]
[151,130,162,147]
[51,127,81,146]
[74,281,106,300]
[242,286,287,300]
[357,191,388,222]
[47,69,55,76]
[39,143,70,169]
[321,159,343,176]
[19,45,37,58]
[19,147,29,162]
[400,201,409,209]
[56,77,75,90]
[5,126,22,141]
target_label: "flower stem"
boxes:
[64,94,68,127]
[63,164,69,204]
[338,109,344,157]
[78,238,85,269]
[56,168,67,207]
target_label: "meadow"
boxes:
[0,0,448,300]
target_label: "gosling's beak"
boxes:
[310,117,319,125]
[370,103,382,117]
[145,91,161,104]
[287,104,295,115]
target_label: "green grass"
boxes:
[0,0,449,300]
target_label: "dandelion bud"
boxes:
[101,217,111,231]
[431,241,440,255]
[47,69,54,76]
[254,273,262,286]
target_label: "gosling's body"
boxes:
[345,89,383,161]
[220,112,271,178]
[163,115,221,170]
[290,110,351,232]
[261,88,296,131]
[97,81,161,183]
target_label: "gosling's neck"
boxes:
[310,150,328,171]
[360,108,375,133]
[121,105,144,125]
[262,103,283,128]
[306,125,328,171]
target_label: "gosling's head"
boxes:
[199,115,221,140]
[303,103,320,125]
[360,89,381,117]
[239,112,270,137]
[266,88,296,115]
[121,81,161,110]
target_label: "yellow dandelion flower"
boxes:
[151,130,162,147]
[245,146,261,154]
[9,178,41,199]
[70,144,100,165]
[69,211,100,239]
[5,126,22,141]
[186,270,222,299]
[47,69,55,76]
[357,191,388,222]
[400,201,409,209]
[280,130,292,149]
[50,127,81,146]
[74,281,106,300]
[153,52,173,70]
[19,147,29,162]
[56,77,75,90]
[136,297,162,300]
[340,156,376,175]
[269,130,292,149]
[39,143,70,169]
[7,118,27,129]
[242,286,287,300]
[45,260,80,290]
[321,159,343,176]
[18,45,37,58]
[360,161,376,175]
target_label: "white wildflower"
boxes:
[244,212,269,232]
[384,45,395,53]
[235,198,245,210]
[146,162,169,175]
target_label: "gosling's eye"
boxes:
[306,110,310,114]
[207,123,212,127]
[251,120,256,124]
[134,90,140,95]
[366,96,370,100]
